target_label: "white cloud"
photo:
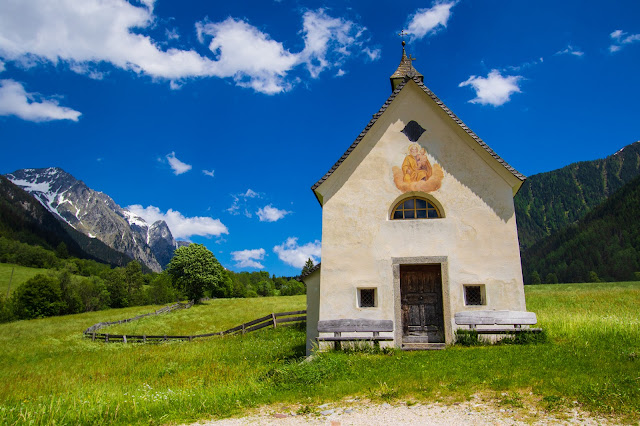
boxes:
[196,17,298,94]
[231,248,265,269]
[298,9,372,79]
[273,237,321,269]
[126,204,228,239]
[555,45,584,57]
[202,169,214,177]
[0,1,374,94]
[165,152,192,175]
[458,70,522,106]
[0,60,5,72]
[227,189,260,215]
[0,79,81,122]
[405,1,457,40]
[256,204,291,222]
[609,29,640,53]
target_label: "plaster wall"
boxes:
[316,81,526,346]
[304,269,320,356]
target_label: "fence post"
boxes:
[272,313,277,328]
[143,335,146,343]
[123,335,127,344]
[242,324,245,335]
[105,334,109,343]
[92,332,95,341]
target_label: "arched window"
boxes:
[391,196,441,220]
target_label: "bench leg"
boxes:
[334,332,341,350]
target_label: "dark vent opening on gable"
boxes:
[401,120,426,142]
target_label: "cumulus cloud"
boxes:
[165,152,192,175]
[0,79,81,122]
[231,248,266,269]
[405,1,457,40]
[555,44,584,57]
[298,9,372,78]
[256,204,291,222]
[273,237,321,269]
[459,70,522,106]
[202,169,214,177]
[0,60,5,72]
[0,0,375,94]
[609,29,640,53]
[126,204,228,239]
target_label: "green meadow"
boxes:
[0,263,48,296]
[0,284,639,425]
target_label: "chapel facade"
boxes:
[303,43,528,354]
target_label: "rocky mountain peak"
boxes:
[5,167,177,272]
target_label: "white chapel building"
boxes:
[303,43,529,354]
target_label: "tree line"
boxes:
[0,242,306,323]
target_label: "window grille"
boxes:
[391,197,441,220]
[359,288,376,308]
[464,285,484,306]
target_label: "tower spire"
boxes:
[390,32,423,92]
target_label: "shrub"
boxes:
[454,329,481,346]
[11,274,65,319]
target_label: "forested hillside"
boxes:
[522,174,640,284]
[515,141,640,250]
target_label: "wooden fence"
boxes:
[83,301,195,335]
[83,310,306,344]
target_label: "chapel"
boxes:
[303,42,529,354]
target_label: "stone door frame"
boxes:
[392,256,452,346]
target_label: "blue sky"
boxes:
[0,0,639,276]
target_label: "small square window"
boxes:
[464,285,485,306]
[359,288,376,308]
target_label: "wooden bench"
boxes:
[317,319,394,349]
[454,310,541,334]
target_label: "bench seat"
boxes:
[454,310,541,334]
[317,319,394,349]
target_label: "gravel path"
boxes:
[196,398,619,426]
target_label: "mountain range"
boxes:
[5,167,182,272]
[2,141,639,281]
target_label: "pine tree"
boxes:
[301,258,315,276]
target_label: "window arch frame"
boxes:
[389,194,444,220]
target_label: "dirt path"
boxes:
[196,398,619,425]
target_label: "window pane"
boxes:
[427,202,435,209]
[403,199,414,209]
[416,209,427,218]
[405,210,415,219]
[428,209,438,218]
[393,210,403,219]
[416,199,427,209]
[360,289,375,307]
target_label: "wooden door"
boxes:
[400,264,444,343]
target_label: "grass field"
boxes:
[0,284,638,425]
[0,263,50,296]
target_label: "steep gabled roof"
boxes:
[311,75,526,202]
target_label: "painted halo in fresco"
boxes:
[392,142,443,193]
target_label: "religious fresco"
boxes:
[392,142,444,193]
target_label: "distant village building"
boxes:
[303,43,529,354]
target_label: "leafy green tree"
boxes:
[588,271,601,283]
[166,244,223,302]
[545,273,559,284]
[280,280,306,296]
[146,273,182,305]
[301,258,315,276]
[55,242,69,259]
[530,271,541,285]
[12,274,65,319]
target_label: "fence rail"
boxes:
[83,301,195,334]
[83,309,306,344]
